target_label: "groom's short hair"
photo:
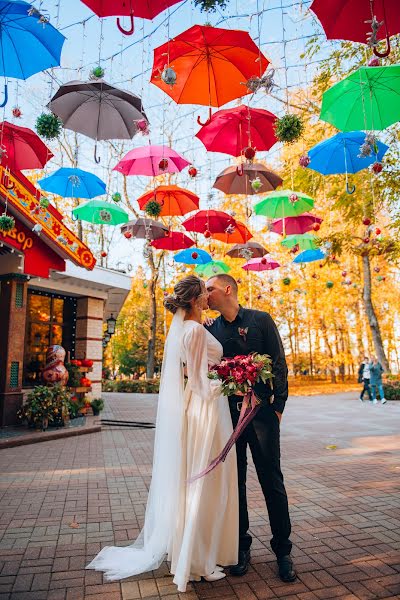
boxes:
[208,273,238,295]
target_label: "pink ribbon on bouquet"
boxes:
[188,390,261,483]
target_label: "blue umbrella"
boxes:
[174,248,212,265]
[293,249,325,264]
[0,1,65,106]
[38,168,106,199]
[307,132,388,194]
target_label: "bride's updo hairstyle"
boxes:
[164,275,204,314]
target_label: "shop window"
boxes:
[23,291,76,386]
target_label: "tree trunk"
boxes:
[361,255,390,372]
[320,319,336,383]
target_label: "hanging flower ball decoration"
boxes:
[371,161,383,174]
[260,256,267,265]
[188,165,198,178]
[299,154,310,168]
[90,66,105,80]
[161,66,177,87]
[341,270,347,277]
[101,251,107,258]
[204,229,211,238]
[275,114,304,144]
[311,222,321,231]
[368,56,381,67]
[358,133,378,158]
[326,281,334,289]
[250,177,262,192]
[159,158,169,171]
[32,223,43,236]
[144,200,162,218]
[194,0,227,11]
[362,217,371,226]
[134,119,150,135]
[375,227,381,235]
[289,193,299,204]
[243,146,256,161]
[39,197,49,209]
[124,231,132,239]
[0,213,15,232]
[363,237,370,244]
[36,112,62,140]
[239,247,253,260]
[282,277,291,285]
[112,192,122,203]
[191,251,198,259]
[12,107,22,118]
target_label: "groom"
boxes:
[205,274,296,583]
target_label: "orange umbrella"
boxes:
[151,25,269,124]
[211,221,253,244]
[137,185,199,216]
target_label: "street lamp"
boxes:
[104,332,111,344]
[106,314,117,335]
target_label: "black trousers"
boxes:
[360,378,372,400]
[230,399,292,558]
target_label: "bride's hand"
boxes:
[203,316,215,327]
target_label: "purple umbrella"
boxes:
[242,257,280,271]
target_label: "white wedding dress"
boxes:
[86,311,238,592]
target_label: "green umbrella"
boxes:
[320,65,400,131]
[254,190,314,219]
[281,233,318,251]
[72,199,129,225]
[195,260,231,278]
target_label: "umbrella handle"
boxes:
[4,177,14,190]
[373,35,391,58]
[116,15,135,36]
[346,182,356,194]
[236,164,244,177]
[0,83,8,108]
[197,107,212,126]
[94,145,101,164]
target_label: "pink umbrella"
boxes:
[113,145,190,176]
[270,213,323,236]
[242,257,280,271]
[196,105,277,157]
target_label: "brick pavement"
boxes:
[0,392,399,600]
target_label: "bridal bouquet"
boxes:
[208,353,273,396]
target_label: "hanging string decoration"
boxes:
[161,67,177,86]
[188,165,198,178]
[0,213,15,232]
[0,145,7,161]
[251,177,262,192]
[299,154,310,167]
[275,114,304,144]
[36,113,62,140]
[245,69,275,94]
[144,200,162,218]
[12,107,22,118]
[239,247,253,260]
[134,119,150,135]
[112,192,122,203]
[99,209,112,223]
[90,66,105,80]
[68,175,81,187]
[358,133,379,158]
[194,0,227,11]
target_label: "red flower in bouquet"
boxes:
[208,353,273,396]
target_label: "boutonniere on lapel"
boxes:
[238,327,248,341]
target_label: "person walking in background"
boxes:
[358,356,372,402]
[369,357,386,404]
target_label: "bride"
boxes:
[86,275,238,592]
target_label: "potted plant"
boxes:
[90,398,104,416]
[18,386,56,431]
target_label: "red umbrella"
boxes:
[242,257,280,271]
[182,210,236,234]
[81,0,182,35]
[270,213,323,236]
[213,163,282,195]
[137,185,199,216]
[211,221,253,244]
[196,105,277,157]
[151,231,194,250]
[0,121,53,171]
[310,0,399,56]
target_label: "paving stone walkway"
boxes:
[0,392,399,600]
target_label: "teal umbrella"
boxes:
[254,190,314,218]
[72,199,128,225]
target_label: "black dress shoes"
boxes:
[229,550,251,576]
[277,555,297,582]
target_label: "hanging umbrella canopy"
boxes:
[151,231,194,250]
[320,65,400,131]
[213,163,282,195]
[195,260,231,277]
[151,25,269,109]
[114,145,189,177]
[182,209,237,234]
[38,168,106,199]
[0,121,53,170]
[254,190,314,219]
[72,199,128,225]
[121,217,168,240]
[137,185,199,216]
[242,257,280,271]
[174,248,212,265]
[0,1,65,105]
[211,221,253,244]
[226,241,268,259]
[307,131,389,175]
[196,105,277,157]
[281,233,318,251]
[271,213,323,236]
[293,248,326,263]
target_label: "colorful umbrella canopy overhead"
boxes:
[72,199,128,225]
[121,218,168,240]
[254,190,315,218]
[182,210,237,234]
[0,121,53,170]
[293,248,326,263]
[137,185,199,216]
[151,25,269,112]
[307,131,388,175]
[281,233,318,251]
[242,257,280,271]
[151,231,194,250]
[320,65,400,131]
[38,168,107,199]
[211,221,253,244]
[213,163,282,195]
[174,248,212,265]
[196,105,277,157]
[0,1,65,106]
[114,145,190,176]
[226,241,268,259]
[195,260,231,277]
[270,213,323,236]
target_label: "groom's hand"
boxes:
[275,411,282,422]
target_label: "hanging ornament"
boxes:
[291,244,299,254]
[244,295,249,302]
[326,281,334,289]
[341,270,347,277]
[237,278,242,284]
[0,145,8,161]
[299,154,310,168]
[374,266,380,273]
[250,177,262,192]
[90,66,105,80]
[159,158,169,171]
[239,247,253,261]
[368,56,381,67]
[99,209,112,223]
[269,287,274,293]
[32,223,43,236]
[204,230,211,238]
[363,237,370,244]
[282,277,291,285]
[243,146,256,161]
[36,112,62,140]
[260,257,267,265]
[39,197,49,209]
[345,278,352,285]
[275,114,304,144]
[101,251,107,258]
[191,251,198,259]
[188,165,198,178]
[12,107,22,118]
[245,69,275,94]
[134,119,150,135]
[375,227,381,235]
[27,6,49,26]
[256,293,262,300]
[143,242,152,259]
[0,213,15,232]
[365,15,385,51]
[358,132,379,158]
[289,193,299,204]
[362,217,371,226]
[112,192,121,203]
[68,175,81,187]
[311,274,319,279]
[161,66,177,87]
[194,0,228,12]
[30,206,40,216]
[371,161,383,174]
[225,223,236,234]
[311,222,320,232]
[144,200,162,218]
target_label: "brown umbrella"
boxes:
[121,218,168,240]
[226,241,269,259]
[213,163,282,195]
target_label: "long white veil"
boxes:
[86,308,185,579]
